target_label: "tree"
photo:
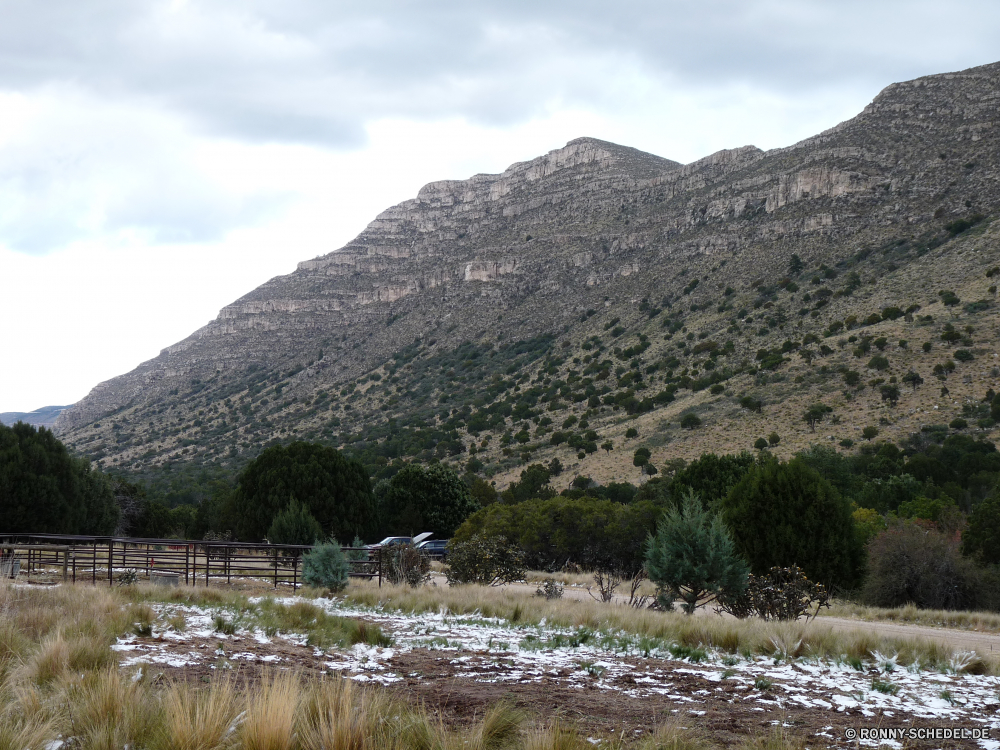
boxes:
[601,440,614,454]
[500,463,555,504]
[721,457,863,588]
[670,452,757,511]
[902,370,924,390]
[645,491,749,614]
[862,426,879,441]
[754,437,768,450]
[625,427,638,439]
[767,432,781,447]
[633,447,651,471]
[962,492,1000,564]
[880,384,900,406]
[0,422,118,535]
[788,253,804,276]
[803,403,832,432]
[680,413,701,430]
[230,441,374,542]
[867,354,890,371]
[843,370,861,387]
[302,542,350,592]
[267,497,323,545]
[379,463,479,538]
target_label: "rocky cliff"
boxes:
[57,62,1000,484]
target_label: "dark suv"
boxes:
[417,539,449,559]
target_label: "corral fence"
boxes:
[0,533,385,591]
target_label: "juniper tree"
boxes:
[645,490,749,614]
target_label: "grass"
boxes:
[1,579,706,749]
[341,579,1000,674]
[824,600,1000,633]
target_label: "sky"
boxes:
[2,0,999,414]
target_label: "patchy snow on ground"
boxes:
[114,596,1000,744]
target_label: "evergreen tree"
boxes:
[267,497,323,545]
[645,490,749,614]
[962,492,1000,564]
[0,422,117,534]
[231,441,373,542]
[721,457,863,587]
[379,463,480,538]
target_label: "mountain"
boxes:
[56,62,1000,488]
[2,405,72,429]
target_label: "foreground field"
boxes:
[2,580,999,749]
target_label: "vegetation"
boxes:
[721,457,863,588]
[302,541,350,593]
[226,442,374,542]
[376,462,479,538]
[645,491,748,614]
[0,422,118,534]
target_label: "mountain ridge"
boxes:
[56,60,1000,489]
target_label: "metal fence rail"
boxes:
[0,533,381,590]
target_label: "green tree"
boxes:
[962,492,1000,564]
[267,497,323,545]
[601,440,613,453]
[670,452,757,511]
[902,370,924,390]
[680,413,701,430]
[721,457,863,587]
[302,541,350,592]
[754,437,768,450]
[0,422,118,534]
[862,426,879,441]
[501,463,555,504]
[633,447,651,470]
[645,490,749,614]
[230,441,373,542]
[767,432,781,447]
[803,403,832,432]
[788,253,804,276]
[379,463,479,538]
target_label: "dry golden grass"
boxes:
[241,671,302,750]
[825,600,1000,633]
[156,676,241,750]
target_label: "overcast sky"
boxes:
[2,0,998,414]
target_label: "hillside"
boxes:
[56,61,1000,490]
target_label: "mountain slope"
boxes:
[57,62,1000,487]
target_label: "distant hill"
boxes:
[56,61,1000,488]
[1,405,72,429]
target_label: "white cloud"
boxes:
[1,0,998,411]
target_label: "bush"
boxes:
[645,491,749,614]
[382,544,430,587]
[716,566,830,621]
[452,496,659,574]
[446,534,525,586]
[867,354,890,371]
[267,498,323,545]
[535,579,564,600]
[377,463,479,538]
[862,522,981,610]
[302,542,350,593]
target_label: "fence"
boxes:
[0,533,382,591]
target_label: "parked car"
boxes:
[416,538,450,559]
[365,532,432,558]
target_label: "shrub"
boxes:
[302,542,350,593]
[625,427,638,439]
[950,418,968,430]
[716,566,829,620]
[382,544,430,587]
[954,349,974,362]
[862,522,981,610]
[535,579,564,600]
[645,491,749,614]
[862,426,879,441]
[446,534,525,586]
[754,437,768,450]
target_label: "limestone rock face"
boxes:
[56,62,1000,470]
